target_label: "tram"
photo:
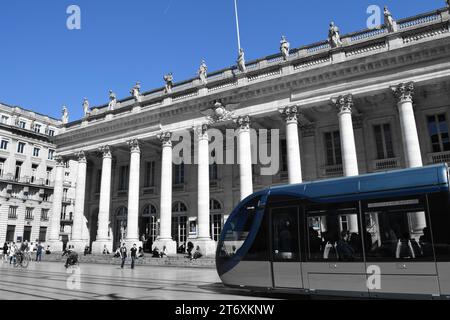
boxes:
[216,164,450,299]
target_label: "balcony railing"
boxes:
[0,175,54,187]
[323,164,344,177]
[428,151,450,164]
[373,158,400,171]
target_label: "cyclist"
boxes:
[16,241,29,264]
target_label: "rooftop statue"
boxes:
[384,6,398,33]
[198,60,208,85]
[447,0,450,11]
[164,72,173,94]
[130,82,141,102]
[280,35,290,60]
[328,22,343,48]
[108,90,117,111]
[237,48,246,72]
[83,98,90,117]
[62,106,69,124]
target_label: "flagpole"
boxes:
[234,0,242,52]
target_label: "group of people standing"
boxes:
[2,241,45,264]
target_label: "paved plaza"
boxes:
[0,260,279,300]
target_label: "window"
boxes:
[172,201,187,213]
[363,196,433,261]
[17,142,25,154]
[34,124,41,133]
[48,129,55,137]
[324,131,342,166]
[0,159,4,176]
[427,192,450,261]
[374,123,394,159]
[46,167,52,186]
[1,115,9,124]
[8,206,18,219]
[6,225,15,242]
[144,161,155,187]
[31,164,38,183]
[42,193,49,202]
[142,204,157,216]
[211,214,223,242]
[306,202,362,262]
[428,114,450,153]
[210,199,222,211]
[32,147,40,157]
[25,208,34,220]
[0,139,8,150]
[272,206,300,261]
[18,121,26,129]
[174,163,185,185]
[48,149,55,160]
[41,209,49,221]
[210,162,218,180]
[63,188,68,201]
[280,139,288,172]
[95,169,102,193]
[38,227,47,242]
[119,165,129,191]
[217,196,261,259]
[14,162,22,180]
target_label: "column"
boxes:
[92,146,113,253]
[125,139,142,248]
[236,115,253,200]
[334,94,359,177]
[71,151,88,252]
[47,156,64,251]
[280,106,303,184]
[153,132,177,254]
[194,125,217,256]
[391,82,423,168]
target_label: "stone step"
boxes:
[38,253,216,268]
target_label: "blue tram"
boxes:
[216,164,450,299]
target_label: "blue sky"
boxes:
[0,0,445,121]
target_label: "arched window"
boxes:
[172,201,187,213]
[116,206,128,217]
[210,198,222,211]
[142,204,157,216]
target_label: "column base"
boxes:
[46,241,63,253]
[91,240,113,254]
[152,239,177,255]
[193,238,217,257]
[69,240,89,254]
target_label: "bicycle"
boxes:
[13,251,30,268]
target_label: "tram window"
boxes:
[217,196,261,259]
[428,192,450,261]
[363,196,434,262]
[306,203,362,262]
[272,206,300,262]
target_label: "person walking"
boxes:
[119,243,127,269]
[35,242,43,262]
[9,242,17,264]
[2,242,7,262]
[130,244,137,269]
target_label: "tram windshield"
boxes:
[217,196,261,259]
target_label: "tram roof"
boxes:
[268,164,450,201]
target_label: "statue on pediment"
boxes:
[198,60,208,85]
[82,98,90,117]
[108,90,117,111]
[237,48,246,72]
[164,72,173,94]
[130,82,141,102]
[384,6,398,33]
[62,106,69,124]
[280,35,290,60]
[328,22,342,48]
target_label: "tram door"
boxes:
[270,206,303,289]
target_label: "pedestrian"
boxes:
[9,242,17,264]
[35,242,43,262]
[130,244,137,269]
[160,246,168,258]
[119,243,127,269]
[2,242,7,262]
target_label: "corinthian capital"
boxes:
[279,105,299,122]
[195,124,209,140]
[158,132,173,147]
[55,155,66,167]
[332,94,354,114]
[234,115,251,131]
[391,82,414,103]
[99,145,112,158]
[76,151,87,163]
[128,139,140,153]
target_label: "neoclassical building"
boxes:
[48,5,450,255]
